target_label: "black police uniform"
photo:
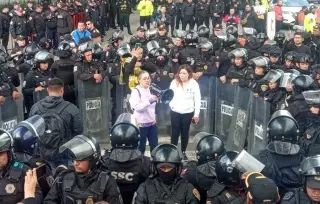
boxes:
[195,50,215,76]
[75,60,106,81]
[56,9,73,39]
[117,0,132,35]
[196,0,210,28]
[165,2,177,36]
[182,2,196,30]
[9,15,29,40]
[85,5,100,29]
[209,0,224,27]
[156,35,174,51]
[45,9,58,48]
[175,1,184,30]
[29,11,46,43]
[0,11,11,49]
[281,188,315,204]
[129,35,147,50]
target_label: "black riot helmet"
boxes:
[198,39,213,50]
[56,41,72,58]
[117,43,131,58]
[228,48,248,60]
[173,29,186,39]
[59,135,101,169]
[284,51,298,62]
[0,129,13,153]
[194,132,225,165]
[274,32,286,44]
[87,41,103,60]
[151,144,183,165]
[110,113,140,149]
[216,151,240,187]
[0,45,9,64]
[111,29,124,42]
[248,56,270,69]
[303,90,320,107]
[267,110,299,143]
[263,69,283,83]
[35,50,54,63]
[268,45,282,57]
[12,115,46,155]
[185,30,199,46]
[256,33,268,44]
[301,155,320,176]
[298,53,312,64]
[218,33,236,48]
[145,28,158,40]
[24,42,41,60]
[226,25,238,37]
[292,74,314,94]
[197,25,210,38]
[153,48,168,57]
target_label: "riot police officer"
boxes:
[197,25,210,38]
[0,7,11,50]
[166,0,177,36]
[268,45,284,70]
[132,144,201,204]
[9,7,29,42]
[75,42,106,82]
[129,26,147,51]
[169,29,185,73]
[100,113,152,204]
[259,110,304,198]
[23,50,54,114]
[282,155,320,203]
[274,32,286,49]
[51,41,77,105]
[196,0,210,28]
[45,3,58,48]
[178,30,199,70]
[103,30,125,64]
[194,38,215,79]
[206,151,246,204]
[56,3,73,40]
[0,129,43,204]
[44,135,123,204]
[226,48,248,84]
[156,24,174,51]
[299,90,320,156]
[17,42,41,77]
[183,132,225,204]
[29,5,46,43]
[296,53,312,75]
[12,115,54,197]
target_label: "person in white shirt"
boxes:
[169,65,201,160]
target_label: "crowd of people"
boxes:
[1,0,320,204]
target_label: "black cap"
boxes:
[35,4,43,8]
[137,26,146,32]
[245,172,279,203]
[91,31,101,38]
[307,176,320,189]
[16,35,26,40]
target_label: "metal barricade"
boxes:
[226,86,252,152]
[214,81,237,143]
[247,95,271,157]
[76,77,110,143]
[189,76,216,135]
[0,97,24,132]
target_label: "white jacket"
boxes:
[169,79,201,117]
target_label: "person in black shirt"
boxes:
[285,32,312,55]
[0,7,11,50]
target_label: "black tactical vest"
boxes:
[207,181,245,204]
[61,170,109,204]
[0,162,25,204]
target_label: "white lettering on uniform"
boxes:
[111,172,134,181]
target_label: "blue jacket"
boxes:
[71,29,91,45]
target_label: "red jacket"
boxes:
[274,5,283,21]
[223,15,240,24]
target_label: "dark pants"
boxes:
[99,17,106,35]
[35,31,45,43]
[140,16,151,29]
[108,8,117,28]
[1,33,9,50]
[176,15,183,29]
[166,21,175,36]
[119,13,131,33]
[170,111,194,152]
[182,15,195,31]
[197,16,210,28]
[257,18,266,33]
[139,124,158,154]
[212,16,222,28]
[46,28,58,48]
[276,20,282,32]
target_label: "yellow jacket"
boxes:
[261,0,269,11]
[304,13,316,33]
[137,0,154,16]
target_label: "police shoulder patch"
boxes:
[193,188,200,200]
[283,191,294,201]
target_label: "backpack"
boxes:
[126,88,141,114]
[37,101,70,161]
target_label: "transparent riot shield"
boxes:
[17,73,24,121]
[247,96,271,157]
[153,74,172,136]
[189,76,216,135]
[214,81,237,143]
[114,83,126,124]
[226,86,252,152]
[76,77,110,143]
[0,97,23,131]
[33,90,48,103]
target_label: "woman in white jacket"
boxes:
[169,65,201,160]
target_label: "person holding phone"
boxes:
[129,71,159,154]
[169,65,201,160]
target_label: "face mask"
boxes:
[156,59,166,66]
[157,167,177,185]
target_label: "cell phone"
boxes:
[135,43,142,49]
